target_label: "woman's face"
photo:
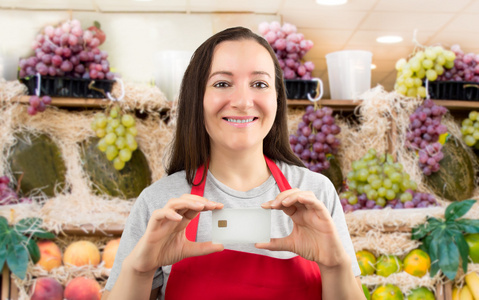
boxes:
[203,39,277,154]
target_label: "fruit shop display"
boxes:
[289,105,342,186]
[412,200,479,280]
[422,135,475,201]
[340,149,438,212]
[437,44,479,83]
[0,175,32,205]
[90,105,138,171]
[27,95,52,116]
[356,248,431,278]
[8,131,67,197]
[405,99,448,176]
[258,21,315,79]
[394,45,456,97]
[18,19,112,80]
[461,111,479,149]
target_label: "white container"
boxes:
[325,50,372,100]
[154,50,193,102]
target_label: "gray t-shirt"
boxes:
[105,161,360,298]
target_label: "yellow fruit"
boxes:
[403,249,431,277]
[464,233,479,263]
[454,285,473,300]
[376,255,403,277]
[406,287,435,300]
[372,284,404,300]
[356,250,376,276]
[63,240,101,267]
[464,272,479,299]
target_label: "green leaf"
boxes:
[0,236,8,270]
[445,200,476,221]
[14,218,55,240]
[412,217,444,241]
[452,232,469,273]
[5,233,29,280]
[26,238,40,264]
[456,219,479,234]
[0,216,9,240]
[438,231,460,280]
[428,230,441,277]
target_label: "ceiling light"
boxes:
[371,64,377,70]
[376,35,403,44]
[316,0,348,5]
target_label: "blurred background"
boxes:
[0,0,478,99]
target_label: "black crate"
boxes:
[428,81,479,101]
[20,76,115,98]
[284,79,318,100]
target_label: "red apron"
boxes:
[165,156,322,299]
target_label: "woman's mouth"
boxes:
[222,117,258,126]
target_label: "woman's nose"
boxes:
[230,84,253,109]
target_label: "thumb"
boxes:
[255,237,290,252]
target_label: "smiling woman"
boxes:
[103,26,365,300]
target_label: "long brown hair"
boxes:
[166,26,304,185]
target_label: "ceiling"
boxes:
[1,0,479,98]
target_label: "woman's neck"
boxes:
[208,148,271,192]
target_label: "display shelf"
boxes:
[287,99,479,112]
[16,95,171,112]
[60,223,124,236]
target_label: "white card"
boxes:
[211,208,271,244]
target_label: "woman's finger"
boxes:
[256,237,290,252]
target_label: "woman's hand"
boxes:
[126,194,224,275]
[257,188,349,269]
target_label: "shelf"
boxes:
[60,224,124,236]
[16,95,171,112]
[287,99,479,112]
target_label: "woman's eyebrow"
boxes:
[208,70,272,80]
[252,71,271,78]
[209,71,233,79]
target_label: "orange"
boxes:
[465,233,479,263]
[356,250,377,276]
[372,284,404,300]
[376,255,403,277]
[407,287,435,300]
[403,249,431,277]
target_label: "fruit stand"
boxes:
[1,17,479,300]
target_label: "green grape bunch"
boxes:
[394,46,456,98]
[90,105,138,170]
[461,110,479,149]
[340,149,437,212]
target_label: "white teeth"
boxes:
[227,118,254,123]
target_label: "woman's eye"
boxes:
[213,81,230,88]
[253,81,268,88]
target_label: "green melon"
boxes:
[424,136,475,201]
[81,137,152,199]
[321,155,343,191]
[8,131,67,197]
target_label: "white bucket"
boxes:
[154,50,192,102]
[325,50,372,100]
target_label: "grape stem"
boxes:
[15,173,24,195]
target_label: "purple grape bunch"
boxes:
[18,19,114,81]
[405,99,448,176]
[258,21,315,79]
[438,44,479,82]
[27,95,52,116]
[289,105,341,172]
[0,176,32,205]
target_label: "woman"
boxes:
[103,26,364,300]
